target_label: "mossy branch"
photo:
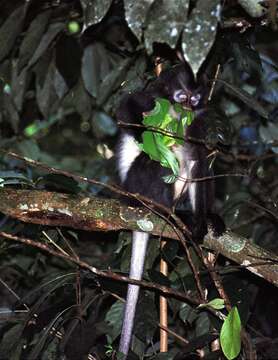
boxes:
[1,188,278,287]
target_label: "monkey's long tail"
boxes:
[119,231,149,358]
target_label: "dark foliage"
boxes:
[0,0,277,359]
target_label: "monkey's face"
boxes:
[173,89,202,110]
[163,65,205,110]
[149,63,206,110]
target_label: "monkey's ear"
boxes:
[181,59,195,80]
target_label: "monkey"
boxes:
[116,63,219,357]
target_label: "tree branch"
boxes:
[0,188,178,237]
[1,188,278,287]
[0,230,200,306]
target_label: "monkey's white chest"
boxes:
[173,145,196,205]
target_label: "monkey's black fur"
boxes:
[116,63,224,357]
[117,64,214,238]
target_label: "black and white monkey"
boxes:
[116,63,218,357]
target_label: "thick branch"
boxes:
[1,188,278,286]
[0,188,178,237]
[204,231,278,287]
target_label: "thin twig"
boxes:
[159,323,189,345]
[0,277,29,311]
[0,231,201,306]
[208,64,221,102]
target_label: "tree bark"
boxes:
[1,188,278,286]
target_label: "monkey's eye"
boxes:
[173,90,188,103]
[190,94,201,106]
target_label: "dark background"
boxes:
[0,0,277,359]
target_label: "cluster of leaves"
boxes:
[139,98,194,183]
[0,0,277,359]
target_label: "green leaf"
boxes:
[0,171,29,180]
[18,10,51,71]
[134,294,157,342]
[105,300,124,342]
[140,98,195,181]
[93,111,117,136]
[179,303,198,324]
[199,298,225,310]
[162,174,177,184]
[141,131,162,162]
[0,323,24,358]
[141,131,179,175]
[156,141,180,175]
[176,116,185,140]
[163,119,179,146]
[16,139,41,160]
[80,0,113,29]
[27,22,64,69]
[220,307,241,360]
[0,4,27,62]
[182,0,218,76]
[195,312,210,337]
[184,110,194,126]
[173,103,183,113]
[161,240,179,262]
[143,98,171,127]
